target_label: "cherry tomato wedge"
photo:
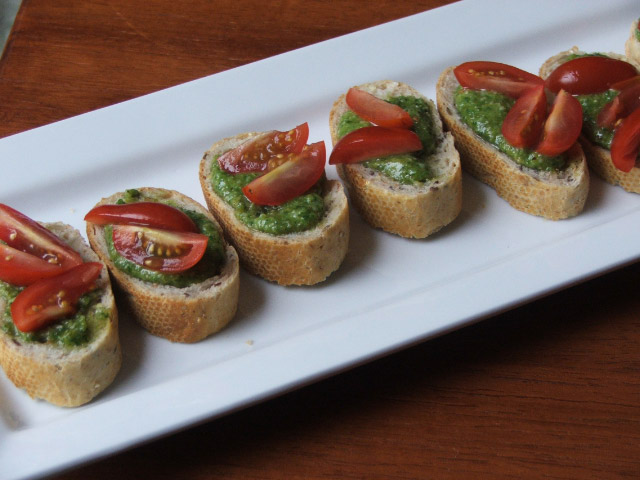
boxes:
[597,76,640,129]
[243,141,326,206]
[454,61,544,98]
[112,225,208,272]
[0,204,83,271]
[610,107,640,172]
[328,126,422,165]
[345,88,413,129]
[0,243,69,286]
[85,202,198,232]
[501,85,547,149]
[545,56,637,95]
[11,262,103,333]
[535,90,583,156]
[217,123,309,173]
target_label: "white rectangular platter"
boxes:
[1,0,639,478]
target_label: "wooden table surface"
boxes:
[2,1,639,478]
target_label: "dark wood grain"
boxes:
[1,1,639,479]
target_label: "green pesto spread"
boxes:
[210,163,325,236]
[576,90,617,149]
[107,189,225,288]
[454,87,566,171]
[337,96,439,185]
[0,281,109,348]
[636,21,640,42]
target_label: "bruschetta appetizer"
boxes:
[328,80,462,238]
[85,188,239,343]
[540,47,640,193]
[436,61,589,219]
[199,124,349,286]
[0,204,121,407]
[625,18,640,66]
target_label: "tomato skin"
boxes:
[112,225,208,272]
[11,262,103,333]
[0,204,83,271]
[84,202,198,232]
[501,85,547,149]
[454,61,544,98]
[545,56,638,95]
[243,141,326,206]
[217,123,309,173]
[328,126,422,165]
[610,107,640,172]
[345,88,413,128]
[597,76,640,129]
[535,90,583,156]
[0,243,68,286]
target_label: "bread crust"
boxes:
[539,47,640,194]
[86,188,240,343]
[329,80,462,238]
[199,135,349,286]
[625,18,640,67]
[0,223,121,407]
[436,67,589,219]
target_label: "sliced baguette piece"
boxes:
[200,134,349,286]
[329,80,462,238]
[436,67,589,219]
[0,223,121,407]
[539,47,640,194]
[86,187,240,343]
[625,18,640,66]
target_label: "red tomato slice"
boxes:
[11,262,103,333]
[610,107,640,172]
[85,202,197,232]
[345,88,413,129]
[535,90,583,156]
[597,76,640,129]
[217,123,309,173]
[112,225,208,272]
[501,85,547,149]
[0,204,83,271]
[243,141,326,206]
[328,126,422,165]
[545,56,637,95]
[597,96,625,130]
[454,61,544,98]
[0,243,68,286]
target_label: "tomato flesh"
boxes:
[217,123,309,173]
[0,243,69,286]
[610,107,640,172]
[112,225,208,272]
[545,56,638,95]
[535,90,583,156]
[597,76,640,129]
[243,141,326,206]
[454,61,544,98]
[501,85,547,149]
[345,88,413,129]
[85,202,197,232]
[0,204,83,271]
[328,126,422,165]
[11,262,103,333]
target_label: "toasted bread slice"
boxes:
[86,188,240,343]
[329,80,462,238]
[625,19,640,66]
[436,67,589,219]
[539,47,640,194]
[0,223,121,407]
[200,135,349,286]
